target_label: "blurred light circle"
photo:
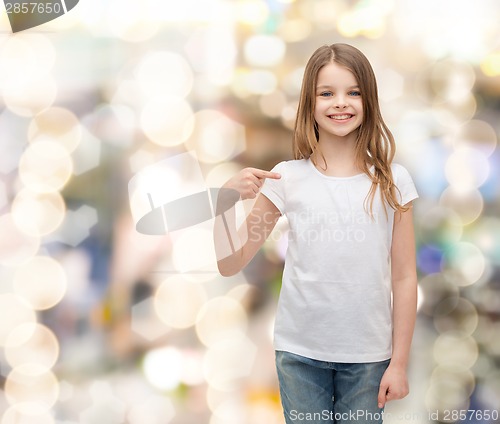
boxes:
[433,94,477,123]
[0,214,40,267]
[259,90,287,118]
[107,0,159,42]
[336,12,360,37]
[278,19,312,42]
[196,297,248,347]
[13,256,67,310]
[0,294,36,346]
[205,162,243,188]
[184,28,236,86]
[203,336,256,391]
[425,372,471,416]
[433,297,478,335]
[185,110,246,163]
[442,242,486,286]
[154,275,207,329]
[235,0,269,26]
[244,35,286,67]
[209,398,246,424]
[128,395,175,424]
[439,187,483,225]
[4,365,59,414]
[394,111,441,159]
[472,352,494,380]
[171,228,217,274]
[431,108,461,132]
[479,370,500,409]
[467,217,500,266]
[0,37,37,85]
[4,76,57,117]
[0,35,56,87]
[12,189,66,237]
[140,96,194,146]
[282,67,305,96]
[281,102,298,131]
[247,402,284,424]
[110,79,142,110]
[418,273,459,317]
[28,107,82,153]
[378,68,404,102]
[416,284,424,312]
[433,332,478,368]
[18,140,73,193]
[231,68,252,99]
[418,206,463,245]
[226,284,255,305]
[128,162,181,225]
[480,51,500,76]
[180,349,205,386]
[243,70,278,95]
[5,323,59,369]
[0,180,7,210]
[135,51,193,99]
[206,386,234,413]
[1,406,55,424]
[473,316,496,347]
[142,346,183,390]
[477,287,500,316]
[482,321,500,357]
[232,68,280,98]
[431,365,476,397]
[445,146,489,190]
[455,120,498,157]
[430,60,475,104]
[417,244,444,275]
[86,104,136,148]
[337,10,386,38]
[131,296,172,342]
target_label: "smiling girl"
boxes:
[214,43,418,424]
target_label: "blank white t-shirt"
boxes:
[260,158,419,363]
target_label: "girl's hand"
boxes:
[224,167,281,200]
[377,364,409,408]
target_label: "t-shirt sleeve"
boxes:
[393,163,419,206]
[260,161,286,215]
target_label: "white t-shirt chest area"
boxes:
[287,174,376,233]
[284,166,393,281]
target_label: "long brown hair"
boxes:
[292,43,408,215]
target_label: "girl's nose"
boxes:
[334,96,348,109]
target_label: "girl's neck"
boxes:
[312,134,361,176]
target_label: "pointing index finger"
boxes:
[254,169,281,180]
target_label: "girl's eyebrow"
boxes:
[316,84,360,89]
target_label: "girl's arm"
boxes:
[378,202,418,408]
[213,168,282,277]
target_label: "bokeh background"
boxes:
[0,0,499,423]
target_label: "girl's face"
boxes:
[313,62,363,140]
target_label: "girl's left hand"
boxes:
[377,364,409,408]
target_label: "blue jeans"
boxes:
[275,350,391,424]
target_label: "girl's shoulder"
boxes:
[390,162,416,185]
[270,158,309,174]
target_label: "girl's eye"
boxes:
[319,92,333,97]
[349,91,361,96]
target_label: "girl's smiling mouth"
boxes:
[328,114,354,121]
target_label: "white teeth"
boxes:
[329,114,352,120]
